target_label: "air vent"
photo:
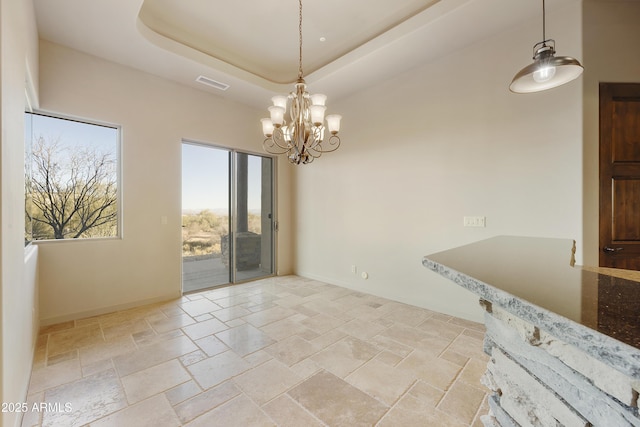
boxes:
[195,75,230,91]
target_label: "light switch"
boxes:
[463,216,486,227]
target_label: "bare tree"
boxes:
[31,135,117,239]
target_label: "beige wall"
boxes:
[1,0,40,426]
[37,40,293,325]
[293,1,584,322]
[582,0,640,266]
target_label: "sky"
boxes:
[181,143,265,213]
[29,112,118,153]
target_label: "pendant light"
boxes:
[510,0,583,93]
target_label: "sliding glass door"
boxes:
[233,152,275,282]
[181,142,274,292]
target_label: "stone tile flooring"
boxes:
[22,275,489,427]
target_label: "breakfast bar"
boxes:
[423,236,640,427]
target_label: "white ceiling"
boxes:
[33,0,566,109]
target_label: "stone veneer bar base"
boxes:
[423,237,640,427]
[480,302,639,427]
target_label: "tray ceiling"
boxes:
[33,0,568,108]
[138,0,440,84]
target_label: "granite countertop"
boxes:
[423,236,640,378]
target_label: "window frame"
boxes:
[25,110,123,242]
[25,107,34,247]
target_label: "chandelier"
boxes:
[509,0,583,93]
[260,0,342,165]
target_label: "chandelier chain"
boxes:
[298,0,303,80]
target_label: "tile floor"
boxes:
[21,275,489,427]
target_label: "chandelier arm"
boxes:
[303,145,322,158]
[263,129,293,155]
[290,89,304,130]
[299,142,319,162]
[307,135,341,155]
[302,126,320,149]
[275,129,295,151]
[273,128,292,150]
[323,134,341,152]
[305,127,340,153]
[301,133,323,158]
[262,138,289,155]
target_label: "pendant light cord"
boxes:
[298,0,304,80]
[542,0,546,41]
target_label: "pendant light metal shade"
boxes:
[510,42,583,93]
[510,0,583,93]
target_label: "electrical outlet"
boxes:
[463,216,486,227]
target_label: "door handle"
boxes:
[603,246,624,253]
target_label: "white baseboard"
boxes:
[39,291,181,326]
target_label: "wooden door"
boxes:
[599,83,640,270]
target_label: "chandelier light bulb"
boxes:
[310,105,326,126]
[310,93,327,106]
[326,114,342,134]
[268,106,285,127]
[271,95,288,110]
[261,118,274,137]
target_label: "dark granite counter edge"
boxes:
[422,257,640,379]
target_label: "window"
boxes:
[25,112,120,240]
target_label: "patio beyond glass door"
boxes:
[182,143,274,292]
